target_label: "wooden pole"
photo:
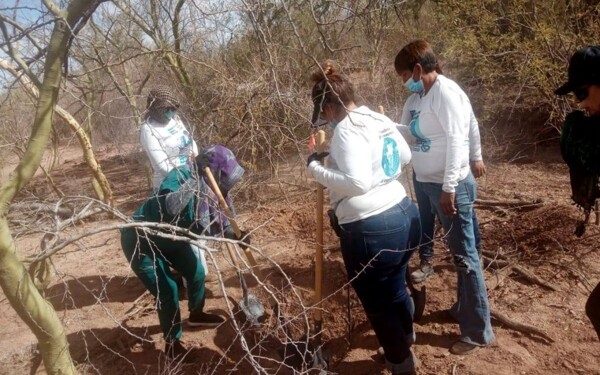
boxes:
[314,129,326,326]
[203,167,262,279]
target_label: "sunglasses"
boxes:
[573,86,589,102]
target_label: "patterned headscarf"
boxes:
[146,85,180,120]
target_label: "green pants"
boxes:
[120,227,206,341]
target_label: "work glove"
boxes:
[306,152,329,167]
[196,152,211,170]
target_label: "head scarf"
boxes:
[146,85,181,120]
[197,145,245,192]
[194,145,244,236]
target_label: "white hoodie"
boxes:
[308,106,412,224]
[140,116,199,189]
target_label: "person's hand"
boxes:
[440,191,456,217]
[306,152,329,167]
[238,230,251,250]
[196,152,211,169]
[470,160,486,178]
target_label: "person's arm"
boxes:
[396,99,415,142]
[308,126,373,196]
[468,109,486,178]
[437,90,469,194]
[140,124,170,178]
[397,127,412,168]
[469,110,483,162]
[192,139,199,157]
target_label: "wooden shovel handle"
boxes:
[315,130,326,321]
[203,167,261,277]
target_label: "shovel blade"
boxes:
[239,294,266,327]
[412,285,426,322]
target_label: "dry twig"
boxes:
[483,256,559,291]
[491,308,555,343]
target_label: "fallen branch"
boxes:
[11,202,73,218]
[475,198,543,207]
[491,308,555,343]
[481,249,508,260]
[483,256,559,291]
[122,291,153,322]
[511,265,559,291]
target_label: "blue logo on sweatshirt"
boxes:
[178,130,193,164]
[382,137,400,177]
[409,110,431,152]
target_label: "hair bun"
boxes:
[322,60,336,76]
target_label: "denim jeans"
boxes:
[339,197,421,370]
[121,227,206,342]
[413,172,482,261]
[417,173,495,346]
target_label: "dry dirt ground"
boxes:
[1,142,599,375]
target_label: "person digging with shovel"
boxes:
[307,61,421,375]
[120,144,250,362]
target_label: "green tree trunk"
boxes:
[0,1,104,374]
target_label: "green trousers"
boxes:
[120,227,206,341]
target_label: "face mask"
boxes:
[164,109,176,121]
[405,77,424,93]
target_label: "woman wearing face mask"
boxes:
[307,61,420,375]
[141,86,199,189]
[140,86,210,280]
[120,145,248,361]
[394,40,495,355]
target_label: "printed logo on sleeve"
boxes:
[409,110,431,152]
[381,137,400,177]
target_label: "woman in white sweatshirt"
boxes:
[394,40,495,355]
[140,86,208,276]
[140,86,199,190]
[307,61,420,375]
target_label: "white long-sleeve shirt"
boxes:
[308,106,412,224]
[399,75,474,193]
[140,116,199,189]
[398,107,482,161]
[469,110,483,162]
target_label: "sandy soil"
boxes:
[0,143,599,375]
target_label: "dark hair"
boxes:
[394,40,442,75]
[310,60,356,124]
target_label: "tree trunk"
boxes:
[0,1,104,374]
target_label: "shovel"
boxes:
[275,130,329,372]
[311,129,328,373]
[406,271,426,322]
[203,167,263,279]
[225,242,265,326]
[204,167,266,325]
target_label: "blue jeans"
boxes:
[339,197,421,370]
[417,173,494,346]
[413,172,482,261]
